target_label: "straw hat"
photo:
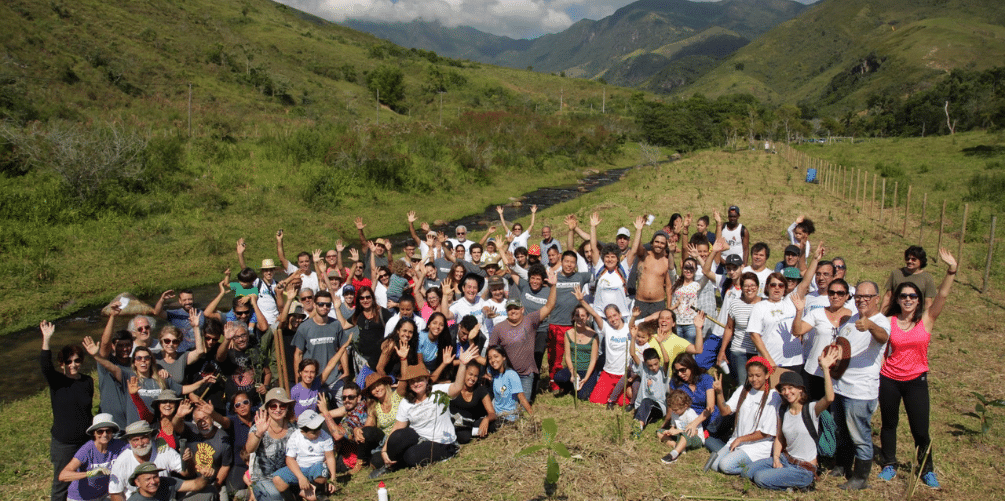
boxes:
[399,364,431,382]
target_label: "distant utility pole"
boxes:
[602,87,606,114]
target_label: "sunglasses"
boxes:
[66,358,83,365]
[767,282,786,289]
[316,302,332,308]
[234,399,251,407]
[899,293,919,300]
[94,428,115,435]
[135,325,151,332]
[134,355,152,362]
[682,267,696,272]
[343,394,358,399]
[300,296,314,301]
[267,402,289,410]
[234,310,252,316]
[359,295,373,300]
[827,290,849,297]
[161,338,180,345]
[834,264,847,270]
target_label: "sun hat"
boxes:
[151,390,182,405]
[505,299,523,310]
[823,337,852,379]
[782,267,801,280]
[400,363,431,382]
[264,387,293,405]
[129,462,164,484]
[775,370,805,393]
[363,373,393,396]
[480,253,502,269]
[86,413,120,435]
[297,410,325,430]
[122,421,155,439]
[260,259,278,270]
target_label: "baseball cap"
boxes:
[616,227,631,238]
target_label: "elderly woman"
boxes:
[41,320,93,501]
[371,346,478,477]
[59,414,128,501]
[155,308,206,394]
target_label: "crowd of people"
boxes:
[40,204,958,500]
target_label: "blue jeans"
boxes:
[832,394,877,461]
[710,447,752,475]
[553,368,599,400]
[745,456,815,490]
[676,324,696,344]
[273,461,328,486]
[728,350,751,387]
[519,373,536,402]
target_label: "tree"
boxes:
[777,104,801,144]
[366,65,405,111]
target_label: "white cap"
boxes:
[616,227,631,238]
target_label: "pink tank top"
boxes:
[880,318,930,381]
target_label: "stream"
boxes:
[2,166,635,402]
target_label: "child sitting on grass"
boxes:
[271,410,338,498]
[658,389,705,464]
[632,348,668,438]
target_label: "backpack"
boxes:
[778,404,836,458]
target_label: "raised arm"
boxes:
[203,269,232,323]
[407,211,423,247]
[926,248,957,325]
[479,225,497,246]
[185,309,207,364]
[814,348,838,415]
[624,215,645,268]
[588,212,602,266]
[355,217,368,249]
[573,284,603,326]
[99,303,122,358]
[712,372,732,416]
[794,242,824,298]
[275,230,290,271]
[789,294,813,338]
[236,238,248,271]
[152,290,175,320]
[496,206,511,235]
[321,338,354,386]
[83,336,122,382]
[537,269,560,320]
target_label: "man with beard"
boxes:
[215,320,272,405]
[181,407,232,499]
[634,230,677,319]
[108,422,187,501]
[153,290,205,353]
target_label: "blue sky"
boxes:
[279,0,819,39]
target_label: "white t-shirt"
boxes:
[781,403,821,463]
[748,297,802,367]
[508,232,531,254]
[375,282,388,309]
[714,285,742,338]
[447,239,475,261]
[671,408,704,441]
[285,263,319,296]
[801,308,841,377]
[383,314,427,338]
[449,297,489,333]
[591,262,632,316]
[600,322,630,376]
[833,312,890,400]
[742,266,773,297]
[254,278,280,326]
[285,428,334,470]
[109,448,183,497]
[724,386,780,462]
[396,383,457,444]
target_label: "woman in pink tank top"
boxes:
[877,248,958,489]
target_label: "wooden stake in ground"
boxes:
[893,181,899,213]
[855,169,861,208]
[983,215,996,294]
[919,193,928,246]
[871,173,877,218]
[958,203,969,262]
[903,185,912,238]
[937,200,946,263]
[880,178,887,225]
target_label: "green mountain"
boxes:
[343,0,807,91]
[686,0,1005,112]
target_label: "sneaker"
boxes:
[368,466,389,480]
[606,402,616,411]
[660,452,680,464]
[922,472,940,489]
[878,465,896,481]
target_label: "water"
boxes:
[5,166,634,402]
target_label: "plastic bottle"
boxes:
[377,481,388,501]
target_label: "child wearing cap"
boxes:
[271,410,338,496]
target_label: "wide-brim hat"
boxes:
[86,413,120,435]
[363,373,393,396]
[260,258,278,270]
[264,387,293,405]
[400,364,431,382]
[129,462,164,484]
[782,267,801,280]
[480,253,502,269]
[123,420,155,439]
[824,337,852,379]
[461,272,485,292]
[152,390,182,405]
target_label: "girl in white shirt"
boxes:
[708,357,781,475]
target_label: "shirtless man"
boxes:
[634,230,677,319]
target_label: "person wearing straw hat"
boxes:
[60,414,128,501]
[246,388,295,492]
[125,461,212,501]
[108,421,185,501]
[371,345,479,478]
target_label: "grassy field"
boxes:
[5,143,1005,500]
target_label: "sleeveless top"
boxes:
[721,223,745,259]
[881,318,930,381]
[374,392,403,435]
[567,336,594,371]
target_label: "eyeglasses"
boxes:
[66,358,82,365]
[234,399,251,407]
[827,290,849,297]
[359,295,373,300]
[94,428,114,435]
[834,264,847,270]
[135,325,151,332]
[343,394,358,400]
[682,267,696,272]
[316,302,332,308]
[161,338,179,345]
[267,402,289,410]
[134,355,152,362]
[899,293,919,300]
[854,294,878,301]
[234,310,252,316]
[300,296,314,301]
[767,282,786,289]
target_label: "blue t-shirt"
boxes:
[418,331,439,367]
[670,373,719,423]
[68,439,128,500]
[491,369,524,421]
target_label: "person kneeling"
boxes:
[632,348,668,438]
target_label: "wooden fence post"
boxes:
[919,193,927,245]
[871,174,877,218]
[983,215,997,294]
[958,203,969,263]
[893,181,899,213]
[880,178,887,224]
[855,169,861,208]
[936,200,946,262]
[903,185,912,238]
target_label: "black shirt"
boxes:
[41,350,93,444]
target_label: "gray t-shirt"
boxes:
[434,257,454,280]
[293,318,348,387]
[98,360,130,428]
[551,272,591,326]
[516,281,551,333]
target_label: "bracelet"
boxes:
[948,269,957,275]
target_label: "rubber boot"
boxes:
[839,457,872,490]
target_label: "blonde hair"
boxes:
[132,346,166,390]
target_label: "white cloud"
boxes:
[277,0,640,38]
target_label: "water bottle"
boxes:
[377,481,388,501]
